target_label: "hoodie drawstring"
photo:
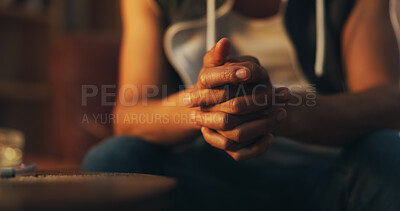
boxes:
[207,0,216,51]
[315,0,326,77]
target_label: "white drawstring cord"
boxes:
[315,0,326,77]
[389,0,400,87]
[389,0,400,50]
[207,0,216,51]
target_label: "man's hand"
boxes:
[184,38,290,161]
[184,38,277,107]
[193,86,290,115]
[193,107,287,161]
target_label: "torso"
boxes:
[157,0,356,93]
[233,0,281,19]
[160,0,345,160]
[224,0,310,87]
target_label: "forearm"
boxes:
[282,0,399,145]
[113,90,201,146]
[277,85,400,145]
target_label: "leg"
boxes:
[81,136,168,174]
[164,138,341,211]
[82,137,247,210]
[308,130,400,211]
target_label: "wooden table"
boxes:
[0,171,177,211]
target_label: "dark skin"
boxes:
[192,0,400,149]
[186,38,291,160]
[116,0,399,161]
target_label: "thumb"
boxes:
[203,38,231,68]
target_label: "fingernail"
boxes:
[183,93,192,106]
[276,110,287,122]
[235,68,250,80]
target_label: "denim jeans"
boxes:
[82,131,400,211]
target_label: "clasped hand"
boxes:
[184,38,291,161]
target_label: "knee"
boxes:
[350,130,400,157]
[81,136,167,174]
[344,130,400,177]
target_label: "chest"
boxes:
[233,0,281,18]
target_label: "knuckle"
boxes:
[220,87,230,102]
[225,84,236,99]
[230,153,242,162]
[243,61,258,73]
[222,138,233,150]
[219,113,231,130]
[222,68,235,82]
[220,90,228,103]
[210,89,222,104]
[199,74,207,87]
[230,129,242,142]
[248,62,258,71]
[190,90,200,103]
[197,89,205,99]
[230,98,243,114]
[201,89,211,104]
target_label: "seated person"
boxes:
[82,0,400,210]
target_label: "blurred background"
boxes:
[1,0,399,169]
[0,0,121,168]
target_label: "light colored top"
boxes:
[222,3,310,89]
[163,0,340,163]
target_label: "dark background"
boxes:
[0,0,121,162]
[1,0,399,167]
